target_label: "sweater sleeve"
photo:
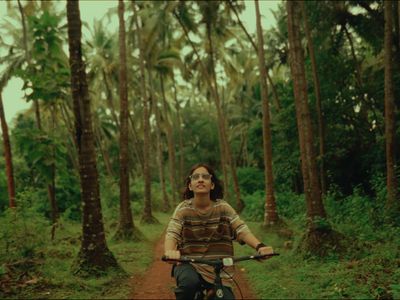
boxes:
[223,202,251,244]
[165,202,185,243]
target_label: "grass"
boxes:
[2,205,400,299]
[234,220,400,299]
[0,211,170,299]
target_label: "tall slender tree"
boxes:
[160,74,178,205]
[254,0,279,227]
[154,81,170,212]
[300,1,326,195]
[226,0,281,112]
[132,1,157,223]
[287,0,326,223]
[115,0,138,240]
[286,1,345,256]
[0,91,16,208]
[66,0,119,273]
[384,0,398,211]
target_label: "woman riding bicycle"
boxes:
[164,163,274,300]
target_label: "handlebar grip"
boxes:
[252,253,280,260]
[161,255,191,262]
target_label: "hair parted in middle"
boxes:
[182,163,223,201]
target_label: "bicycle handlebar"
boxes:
[161,253,279,266]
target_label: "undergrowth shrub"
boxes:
[0,190,49,263]
[242,190,306,224]
[237,167,264,195]
[242,190,264,221]
[100,176,166,230]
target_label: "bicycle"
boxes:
[162,252,279,300]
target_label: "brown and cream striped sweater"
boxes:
[166,198,252,286]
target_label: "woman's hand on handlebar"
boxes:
[164,250,181,264]
[257,246,274,261]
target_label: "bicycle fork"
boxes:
[212,264,225,299]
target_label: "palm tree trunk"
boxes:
[94,126,114,177]
[174,10,241,208]
[160,75,177,204]
[128,114,144,171]
[102,70,120,127]
[255,0,279,226]
[300,1,327,195]
[287,0,325,221]
[205,18,244,212]
[154,87,170,212]
[217,114,229,200]
[66,0,119,274]
[132,1,157,224]
[384,0,398,210]
[49,104,59,240]
[59,102,80,173]
[116,0,137,239]
[0,92,16,208]
[172,74,185,188]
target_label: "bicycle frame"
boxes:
[162,253,279,299]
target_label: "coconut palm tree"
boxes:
[66,0,119,274]
[115,0,140,240]
[132,1,157,223]
[255,0,279,226]
[383,0,398,211]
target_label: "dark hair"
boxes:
[182,163,223,201]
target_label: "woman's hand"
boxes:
[164,250,181,264]
[257,246,274,260]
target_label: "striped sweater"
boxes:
[165,198,252,286]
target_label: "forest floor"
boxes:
[129,235,257,299]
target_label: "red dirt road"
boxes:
[129,236,258,299]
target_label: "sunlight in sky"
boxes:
[0,0,280,127]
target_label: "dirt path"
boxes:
[129,236,257,299]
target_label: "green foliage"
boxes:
[235,220,400,299]
[16,10,70,104]
[242,190,306,224]
[0,193,49,262]
[180,102,220,168]
[12,116,67,183]
[0,212,170,299]
[236,167,264,195]
[242,190,265,221]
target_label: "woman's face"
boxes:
[188,166,214,195]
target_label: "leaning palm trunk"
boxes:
[59,102,80,174]
[227,1,281,112]
[174,9,243,211]
[204,19,244,212]
[66,0,119,274]
[0,92,16,208]
[255,0,279,226]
